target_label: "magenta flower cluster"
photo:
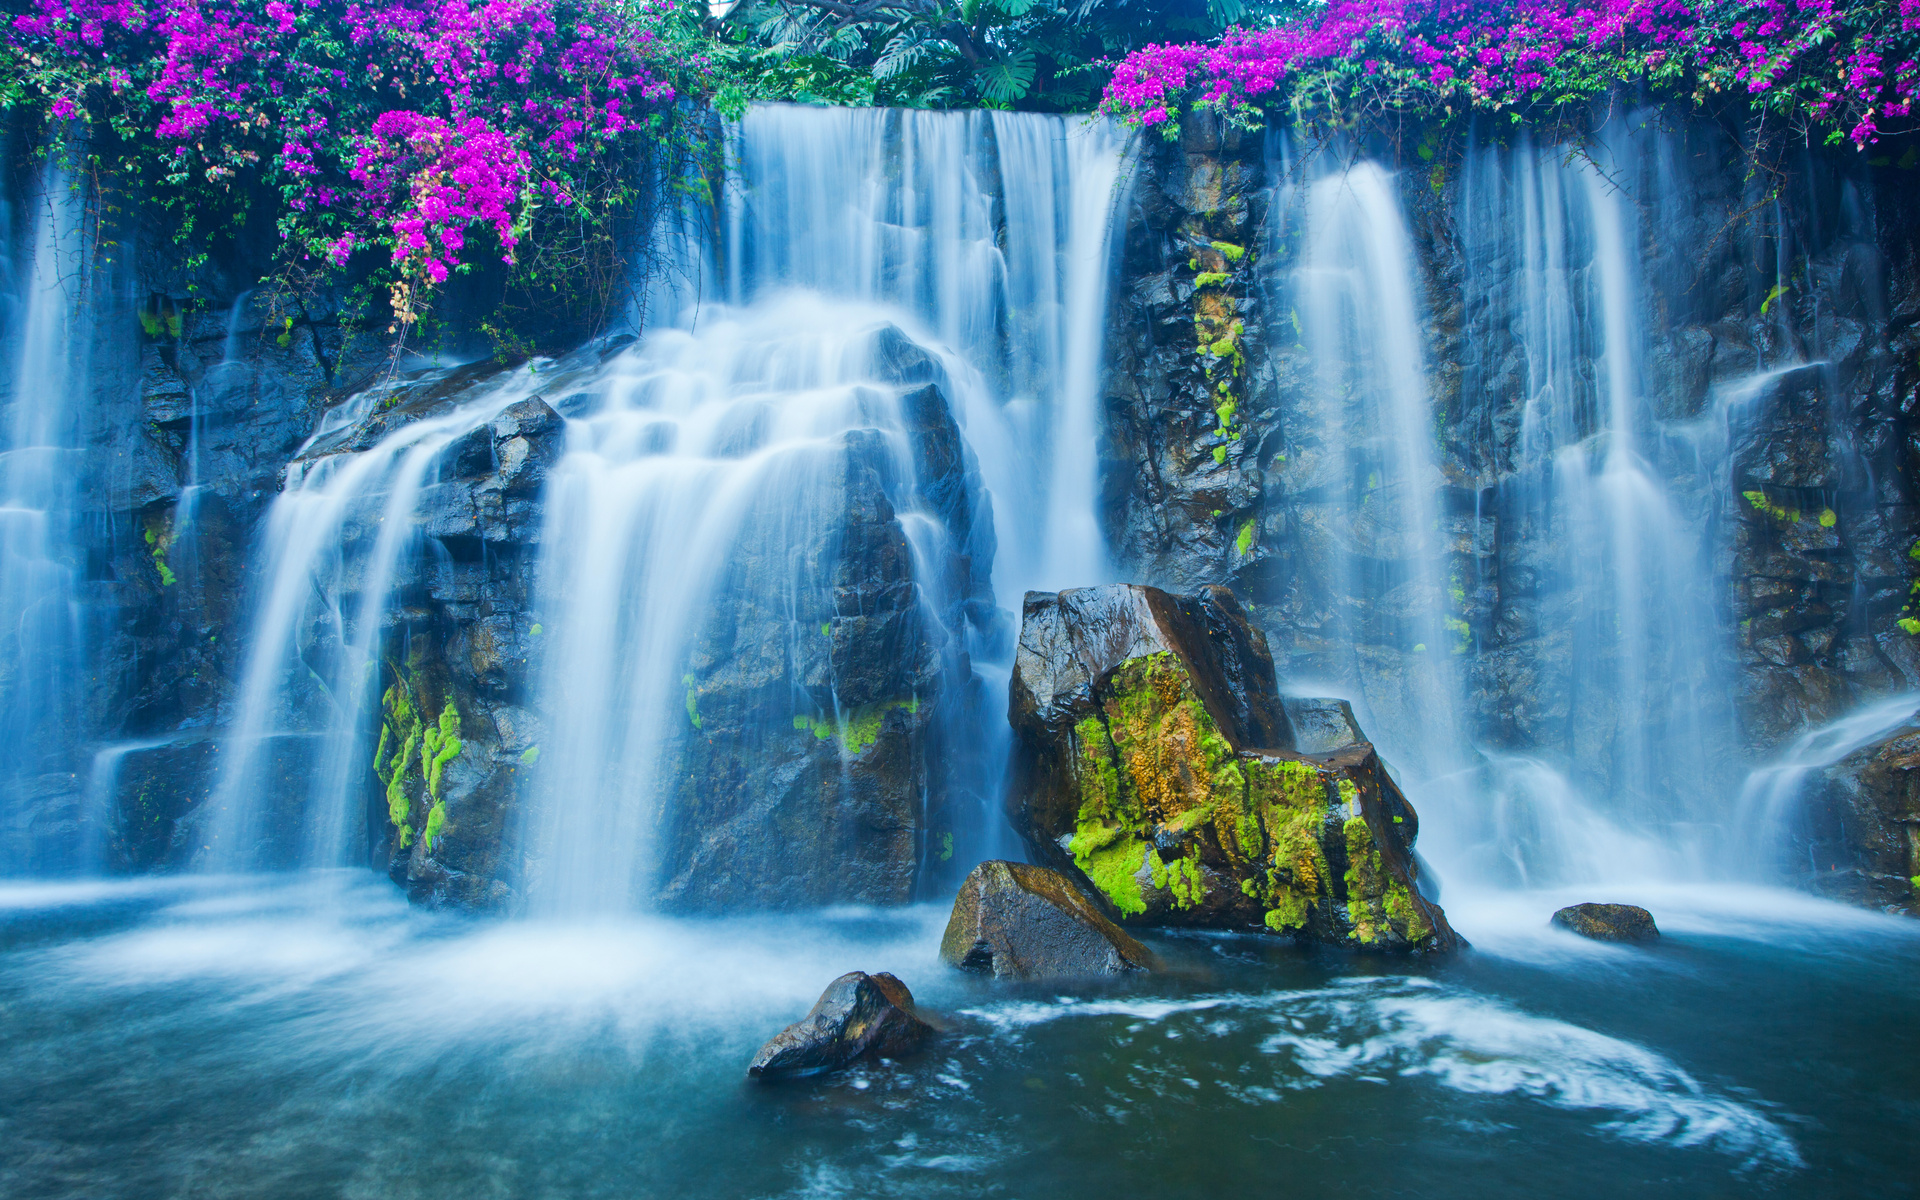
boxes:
[11,0,691,285]
[1104,0,1920,146]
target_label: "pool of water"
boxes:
[1,873,1914,1198]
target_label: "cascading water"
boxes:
[0,160,93,874]
[1443,131,1739,885]
[1274,153,1471,809]
[208,105,1131,908]
[1265,126,1807,894]
[525,107,1129,911]
[204,367,552,869]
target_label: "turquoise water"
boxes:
[1,873,1914,1198]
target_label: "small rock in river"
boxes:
[1551,903,1661,943]
[940,859,1161,979]
[747,971,933,1079]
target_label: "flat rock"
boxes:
[747,971,933,1079]
[940,859,1160,979]
[1551,903,1660,942]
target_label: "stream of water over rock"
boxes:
[1,107,1917,1196]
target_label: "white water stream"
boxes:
[0,160,92,873]
[206,106,1130,908]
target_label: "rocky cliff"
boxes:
[1102,109,1920,910]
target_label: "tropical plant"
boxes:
[715,0,1310,111]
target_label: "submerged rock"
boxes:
[1008,584,1459,953]
[1551,903,1660,942]
[940,859,1160,979]
[748,971,933,1079]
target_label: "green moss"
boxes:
[1151,851,1207,910]
[936,832,953,862]
[1743,489,1800,523]
[519,745,540,764]
[529,623,543,636]
[1383,878,1431,941]
[1193,271,1230,289]
[1819,508,1837,528]
[1343,814,1392,945]
[795,698,920,752]
[682,674,701,729]
[1235,518,1256,556]
[1215,397,1236,429]
[1069,819,1149,916]
[422,801,447,852]
[1213,445,1228,465]
[1211,240,1245,262]
[421,701,462,800]
[1264,890,1310,932]
[143,511,177,587]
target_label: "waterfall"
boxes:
[1265,125,1782,893]
[1731,692,1920,878]
[1284,156,1467,776]
[0,160,93,875]
[1439,132,1738,885]
[207,106,1130,910]
[203,368,551,869]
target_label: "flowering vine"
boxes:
[6,0,706,319]
[1103,0,1920,147]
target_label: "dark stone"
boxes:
[1283,697,1368,755]
[747,971,933,1079]
[1011,583,1293,752]
[1008,584,1458,952]
[940,859,1160,978]
[1551,903,1661,942]
[1790,720,1920,913]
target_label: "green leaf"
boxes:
[1207,0,1247,26]
[976,47,1037,102]
[991,0,1039,14]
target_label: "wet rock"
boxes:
[1791,720,1920,914]
[1011,583,1293,751]
[748,971,933,1079]
[1008,584,1458,952]
[1283,697,1368,755]
[1551,903,1660,942]
[940,859,1159,978]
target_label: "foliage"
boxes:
[719,0,1314,111]
[1102,0,1920,146]
[4,0,714,331]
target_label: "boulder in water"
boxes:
[940,859,1159,978]
[1008,584,1459,953]
[1551,903,1660,942]
[747,971,933,1079]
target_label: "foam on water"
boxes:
[963,975,1801,1167]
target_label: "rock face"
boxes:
[1551,903,1661,943]
[1009,584,1458,951]
[747,971,933,1079]
[940,859,1159,978]
[1791,720,1920,914]
[1099,109,1920,910]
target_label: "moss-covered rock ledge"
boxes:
[1008,584,1459,953]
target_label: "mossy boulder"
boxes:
[1008,584,1459,953]
[1551,903,1660,942]
[940,859,1160,979]
[747,971,933,1079]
